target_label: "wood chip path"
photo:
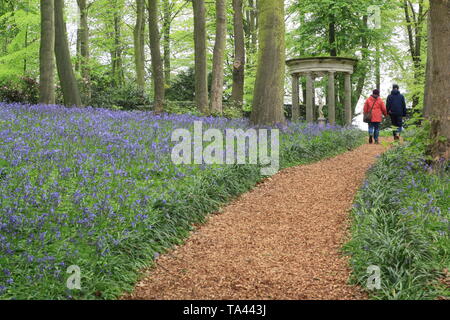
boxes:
[124,142,389,300]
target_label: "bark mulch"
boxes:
[124,142,390,300]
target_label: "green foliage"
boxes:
[0,76,39,104]
[345,133,449,299]
[89,82,151,110]
[0,1,40,79]
[402,119,432,159]
[164,100,247,119]
[166,67,213,102]
[166,67,196,102]
[164,100,202,115]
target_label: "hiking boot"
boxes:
[375,140,380,144]
[394,135,400,141]
[369,136,373,144]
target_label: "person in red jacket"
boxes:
[364,89,388,144]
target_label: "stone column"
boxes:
[327,71,336,125]
[305,72,314,123]
[291,74,300,121]
[312,77,316,121]
[344,72,352,125]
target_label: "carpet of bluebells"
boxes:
[0,102,365,299]
[345,141,450,299]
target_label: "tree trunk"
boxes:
[231,0,245,106]
[375,46,381,90]
[245,0,258,65]
[77,0,91,103]
[162,0,171,85]
[192,0,208,113]
[148,0,165,113]
[423,12,432,118]
[75,15,81,72]
[54,0,82,107]
[329,8,337,56]
[111,1,124,87]
[403,0,426,110]
[39,0,55,105]
[352,15,369,114]
[427,0,450,161]
[134,0,146,91]
[250,0,258,48]
[23,23,28,73]
[210,0,227,114]
[250,0,285,126]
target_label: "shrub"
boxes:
[0,76,39,104]
[166,67,213,102]
[89,82,151,110]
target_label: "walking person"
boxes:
[363,89,387,144]
[386,84,407,141]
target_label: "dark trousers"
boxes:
[390,115,403,135]
[368,122,380,141]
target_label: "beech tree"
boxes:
[134,0,146,91]
[76,0,91,102]
[210,0,226,114]
[162,0,171,85]
[231,0,245,106]
[403,0,428,110]
[39,0,55,105]
[426,0,449,161]
[54,0,82,107]
[192,0,208,114]
[111,0,125,87]
[148,0,165,113]
[250,0,286,125]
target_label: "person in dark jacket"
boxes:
[386,84,407,140]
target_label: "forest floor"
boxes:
[123,140,391,300]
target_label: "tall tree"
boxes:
[148,0,165,113]
[134,0,146,90]
[403,0,428,110]
[77,0,91,103]
[246,0,258,48]
[231,0,245,106]
[328,5,337,56]
[250,0,285,125]
[353,15,370,114]
[162,0,171,85]
[23,0,29,74]
[426,0,449,161]
[192,0,208,113]
[161,0,191,86]
[54,0,82,107]
[375,46,381,90]
[39,0,55,105]
[111,0,124,87]
[210,0,227,114]
[423,11,432,118]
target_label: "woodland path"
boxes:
[124,141,390,300]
